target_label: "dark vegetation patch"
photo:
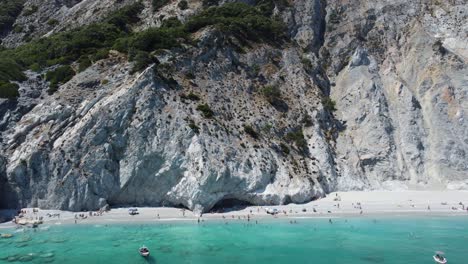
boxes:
[152,0,170,12]
[47,19,59,26]
[186,2,285,45]
[0,1,287,97]
[188,119,200,134]
[244,124,258,139]
[22,4,38,16]
[261,85,288,112]
[178,0,188,10]
[181,92,200,101]
[45,65,75,94]
[0,81,19,98]
[285,129,307,154]
[279,142,290,155]
[0,0,25,35]
[196,103,214,118]
[322,97,336,112]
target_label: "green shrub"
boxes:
[188,120,200,134]
[185,71,195,79]
[0,1,287,88]
[0,0,25,35]
[301,57,312,71]
[161,17,182,28]
[130,51,153,74]
[181,92,200,101]
[196,103,214,118]
[30,63,40,72]
[0,59,26,82]
[45,65,75,94]
[23,5,38,16]
[47,19,59,26]
[0,3,146,86]
[91,49,109,61]
[279,142,289,155]
[123,26,188,53]
[12,24,23,33]
[285,129,307,153]
[0,81,20,98]
[261,85,281,102]
[251,64,260,76]
[244,125,258,139]
[78,56,92,72]
[322,97,336,112]
[152,0,170,12]
[105,2,144,32]
[178,0,188,10]
[202,0,219,7]
[255,0,290,16]
[186,2,285,44]
[261,85,288,112]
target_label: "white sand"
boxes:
[1,191,467,228]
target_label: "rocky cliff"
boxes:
[0,0,466,213]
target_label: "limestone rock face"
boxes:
[0,0,466,212]
[325,0,468,190]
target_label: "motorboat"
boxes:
[139,246,150,257]
[433,251,447,263]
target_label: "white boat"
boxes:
[433,251,447,263]
[139,246,150,257]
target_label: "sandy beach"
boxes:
[1,191,467,229]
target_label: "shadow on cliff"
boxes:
[0,156,19,210]
[209,198,254,213]
[0,178,19,210]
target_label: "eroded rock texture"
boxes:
[0,0,466,212]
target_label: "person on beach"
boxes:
[329,219,332,224]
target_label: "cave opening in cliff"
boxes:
[210,198,254,213]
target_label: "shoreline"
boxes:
[1,190,467,229]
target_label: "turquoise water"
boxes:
[1,216,467,263]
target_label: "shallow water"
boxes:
[0,216,467,263]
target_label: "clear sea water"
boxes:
[1,216,467,263]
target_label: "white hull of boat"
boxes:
[433,256,447,264]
